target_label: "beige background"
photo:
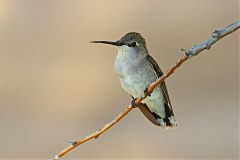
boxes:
[0,0,239,159]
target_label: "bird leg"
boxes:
[144,87,151,97]
[131,96,138,108]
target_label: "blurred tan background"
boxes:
[0,0,239,159]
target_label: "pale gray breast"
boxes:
[114,53,157,97]
[114,52,145,78]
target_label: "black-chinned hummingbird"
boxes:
[91,32,176,128]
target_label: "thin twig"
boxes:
[52,20,240,159]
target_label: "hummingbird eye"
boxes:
[128,42,137,47]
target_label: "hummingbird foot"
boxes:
[144,87,151,97]
[131,96,138,108]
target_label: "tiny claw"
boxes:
[144,87,151,97]
[131,98,138,108]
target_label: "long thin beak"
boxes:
[90,40,124,46]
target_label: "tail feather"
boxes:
[138,102,177,128]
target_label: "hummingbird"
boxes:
[91,32,176,128]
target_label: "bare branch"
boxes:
[52,20,240,159]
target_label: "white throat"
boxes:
[114,45,148,77]
[117,45,147,59]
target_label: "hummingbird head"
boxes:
[91,32,148,53]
